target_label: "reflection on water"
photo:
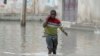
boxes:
[61,29,77,56]
[0,21,100,56]
[21,26,26,56]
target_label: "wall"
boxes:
[0,0,63,20]
[62,0,78,22]
[78,0,100,24]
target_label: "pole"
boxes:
[34,0,36,15]
[32,0,35,14]
[62,0,65,21]
[21,0,27,26]
[4,0,7,4]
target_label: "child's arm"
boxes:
[43,16,49,28]
[43,22,47,28]
[59,26,68,36]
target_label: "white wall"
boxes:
[0,0,63,20]
[78,0,100,23]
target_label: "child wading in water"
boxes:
[43,10,68,55]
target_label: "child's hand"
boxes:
[42,35,46,38]
[64,32,68,36]
[62,31,68,36]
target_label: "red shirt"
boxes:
[44,16,61,35]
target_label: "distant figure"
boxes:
[43,10,68,55]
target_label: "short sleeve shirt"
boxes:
[44,18,61,35]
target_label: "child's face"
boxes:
[50,12,56,18]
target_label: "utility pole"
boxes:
[32,0,36,15]
[21,0,27,26]
[4,0,7,4]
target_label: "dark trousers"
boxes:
[46,35,58,54]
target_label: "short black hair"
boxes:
[50,10,57,15]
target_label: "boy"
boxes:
[43,10,68,55]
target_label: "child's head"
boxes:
[50,10,57,19]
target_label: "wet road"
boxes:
[0,21,100,56]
